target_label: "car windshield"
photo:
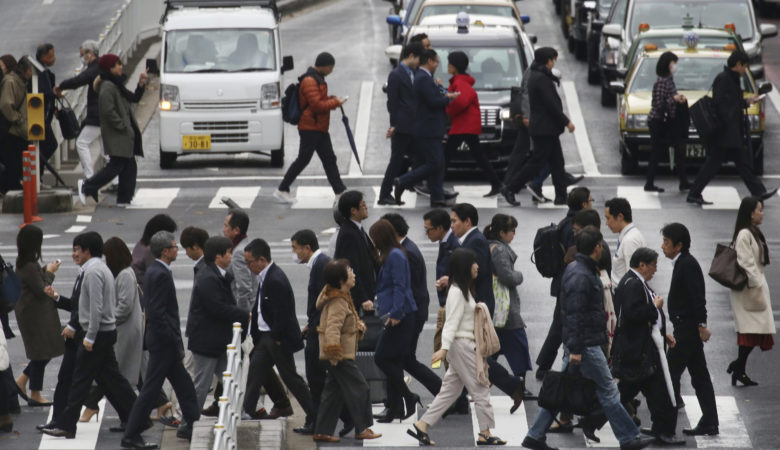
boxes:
[437,46,525,90]
[165,29,275,73]
[599,0,615,18]
[418,5,516,23]
[629,0,752,40]
[627,34,740,67]
[628,56,754,93]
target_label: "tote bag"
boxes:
[708,243,747,290]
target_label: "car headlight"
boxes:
[261,82,280,109]
[626,114,648,130]
[500,108,512,121]
[749,114,761,131]
[160,84,180,111]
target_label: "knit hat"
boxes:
[98,54,120,71]
[314,52,335,67]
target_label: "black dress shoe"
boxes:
[501,188,520,206]
[176,421,193,441]
[521,435,558,450]
[528,185,551,203]
[392,178,405,205]
[655,433,686,445]
[36,422,54,431]
[620,435,654,450]
[565,174,584,186]
[644,184,665,193]
[686,195,713,205]
[444,191,459,200]
[378,196,404,206]
[41,427,76,439]
[27,398,53,407]
[759,187,778,201]
[483,186,503,197]
[376,408,404,423]
[639,427,656,436]
[121,435,159,449]
[201,403,220,417]
[293,423,315,435]
[682,425,718,436]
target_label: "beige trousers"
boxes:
[433,306,447,369]
[421,338,495,430]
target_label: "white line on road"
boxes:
[767,83,780,116]
[39,400,106,450]
[65,225,87,234]
[42,0,54,4]
[349,81,375,176]
[126,188,180,209]
[208,186,261,209]
[76,215,92,223]
[683,395,751,448]
[561,81,601,176]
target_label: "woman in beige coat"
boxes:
[728,197,775,386]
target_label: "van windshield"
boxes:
[165,29,275,73]
[629,0,752,40]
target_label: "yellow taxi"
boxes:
[609,35,771,175]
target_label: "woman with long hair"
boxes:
[408,248,505,446]
[728,197,775,386]
[14,225,62,406]
[369,219,420,423]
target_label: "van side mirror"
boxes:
[602,23,622,39]
[281,56,294,74]
[760,23,778,39]
[521,15,530,24]
[608,81,625,95]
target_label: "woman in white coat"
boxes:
[728,197,775,386]
[0,323,12,432]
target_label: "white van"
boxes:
[158,0,293,168]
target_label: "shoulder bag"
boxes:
[708,243,747,290]
[537,367,600,416]
[56,97,81,140]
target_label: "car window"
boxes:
[608,0,629,25]
[418,5,516,23]
[437,46,525,90]
[165,29,275,73]
[405,0,419,23]
[627,35,740,67]
[598,0,615,18]
[628,56,754,93]
[629,0,752,40]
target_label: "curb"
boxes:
[259,417,287,449]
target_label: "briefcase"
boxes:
[690,94,718,142]
[358,310,383,352]
[538,369,599,416]
[56,97,81,140]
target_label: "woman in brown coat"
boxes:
[312,259,380,443]
[14,225,63,406]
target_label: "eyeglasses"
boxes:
[424,226,435,234]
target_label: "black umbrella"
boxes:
[339,105,362,173]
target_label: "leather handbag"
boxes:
[537,368,599,416]
[0,255,21,314]
[690,92,718,142]
[610,326,657,383]
[708,243,748,290]
[56,97,81,140]
[358,310,384,352]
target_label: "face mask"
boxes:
[551,68,562,79]
[670,63,678,74]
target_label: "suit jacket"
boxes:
[387,63,417,134]
[189,263,248,357]
[143,260,184,356]
[251,263,304,352]
[612,270,666,362]
[712,68,747,149]
[402,237,430,321]
[667,251,707,328]
[527,64,569,137]
[413,68,450,138]
[229,237,257,313]
[436,231,460,307]
[307,252,332,330]
[185,257,208,338]
[334,220,377,310]
[461,229,495,315]
[375,248,418,321]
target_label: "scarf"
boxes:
[231,233,247,251]
[100,70,138,102]
[749,225,770,265]
[531,62,560,86]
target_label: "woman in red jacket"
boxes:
[445,51,503,197]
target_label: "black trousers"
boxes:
[305,332,326,414]
[505,124,531,187]
[0,133,25,193]
[314,359,373,436]
[54,330,137,433]
[279,130,346,194]
[667,324,719,428]
[690,145,765,197]
[83,155,137,203]
[379,131,416,199]
[52,338,78,420]
[506,135,567,201]
[375,315,415,411]
[398,137,445,202]
[445,134,502,189]
[22,359,49,391]
[124,344,199,438]
[404,314,442,396]
[536,296,563,371]
[646,119,688,187]
[244,333,314,421]
[0,367,18,414]
[618,368,677,435]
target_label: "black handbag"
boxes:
[56,97,81,140]
[358,310,384,352]
[0,255,21,314]
[609,310,657,384]
[537,368,600,416]
[690,91,718,142]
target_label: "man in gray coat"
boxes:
[222,209,256,312]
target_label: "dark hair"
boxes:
[727,50,750,68]
[568,186,591,211]
[448,248,477,300]
[452,203,478,226]
[448,51,469,74]
[291,229,319,251]
[733,196,762,243]
[369,219,403,265]
[534,47,558,65]
[150,231,175,258]
[227,209,249,235]
[0,55,17,73]
[141,214,177,246]
[423,208,450,230]
[573,209,601,229]
[323,259,351,289]
[332,207,345,227]
[180,226,208,250]
[16,225,43,267]
[36,43,54,61]
[656,51,679,77]
[661,223,690,253]
[483,214,517,241]
[244,238,271,262]
[401,42,424,60]
[629,247,658,269]
[338,190,364,220]
[409,33,429,44]
[576,225,602,255]
[597,240,612,273]
[420,49,438,66]
[381,213,409,237]
[104,237,132,277]
[73,231,103,259]
[605,197,633,223]
[204,236,233,264]
[15,56,33,76]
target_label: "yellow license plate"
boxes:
[182,135,211,151]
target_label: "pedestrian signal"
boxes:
[27,94,45,141]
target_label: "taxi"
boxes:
[609,33,771,174]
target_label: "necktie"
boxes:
[73,272,84,297]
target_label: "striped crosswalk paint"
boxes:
[701,186,741,210]
[364,405,419,447]
[452,185,497,209]
[372,186,417,209]
[291,186,335,209]
[469,396,528,446]
[208,186,261,209]
[126,188,180,209]
[617,186,662,210]
[39,400,106,450]
[683,395,751,448]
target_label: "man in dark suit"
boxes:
[379,42,424,205]
[393,49,460,207]
[661,223,719,436]
[122,231,200,449]
[243,238,316,435]
[334,191,377,312]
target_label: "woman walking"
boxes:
[312,259,381,443]
[369,219,420,423]
[14,224,63,406]
[407,248,506,446]
[445,51,503,197]
[728,196,775,386]
[645,51,690,192]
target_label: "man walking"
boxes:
[605,197,646,283]
[661,223,719,436]
[334,191,377,312]
[222,209,255,312]
[34,43,58,166]
[274,52,348,203]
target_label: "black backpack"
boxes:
[532,223,565,278]
[281,81,303,125]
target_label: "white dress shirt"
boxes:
[255,262,274,332]
[458,227,477,245]
[612,224,646,283]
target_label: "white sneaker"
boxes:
[273,189,297,204]
[116,200,138,208]
[77,179,86,206]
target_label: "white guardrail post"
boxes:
[213,323,244,450]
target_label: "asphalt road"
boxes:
[3,0,780,449]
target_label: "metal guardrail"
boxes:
[213,323,245,450]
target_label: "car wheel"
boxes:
[575,40,588,61]
[621,146,638,175]
[270,146,284,168]
[159,149,177,169]
[600,86,615,107]
[587,63,600,84]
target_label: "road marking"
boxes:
[561,80,601,176]
[372,186,417,209]
[43,234,60,239]
[683,395,751,448]
[39,400,106,449]
[290,186,335,209]
[701,186,741,210]
[349,81,375,176]
[617,186,662,209]
[767,84,780,116]
[537,185,579,209]
[136,173,633,184]
[453,185,497,209]
[65,225,87,233]
[208,186,261,209]
[366,405,419,446]
[479,396,527,447]
[42,0,54,4]
[126,188,180,209]
[584,421,620,448]
[76,215,92,223]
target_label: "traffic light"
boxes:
[27,93,45,141]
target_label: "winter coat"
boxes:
[375,248,418,321]
[59,61,100,126]
[114,267,143,384]
[560,254,608,354]
[0,72,28,139]
[527,63,569,137]
[14,262,64,360]
[317,285,363,364]
[298,67,339,132]
[446,73,481,135]
[730,229,776,334]
[98,74,144,158]
[712,68,748,149]
[489,240,526,330]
